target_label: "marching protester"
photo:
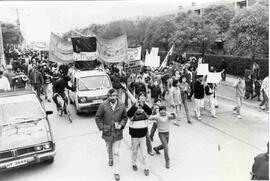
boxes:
[3,65,15,88]
[204,82,217,118]
[259,76,269,112]
[194,75,205,121]
[170,80,182,126]
[130,75,146,98]
[148,80,162,105]
[149,106,177,169]
[41,63,53,102]
[12,68,28,90]
[233,76,245,119]
[29,64,44,101]
[95,88,128,181]
[0,70,11,92]
[149,98,162,141]
[221,58,227,81]
[180,75,192,123]
[127,91,152,176]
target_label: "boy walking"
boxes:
[233,76,245,119]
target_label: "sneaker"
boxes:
[144,169,149,176]
[165,162,170,169]
[260,106,266,110]
[153,147,160,155]
[211,115,217,118]
[114,174,120,181]
[237,115,242,119]
[132,165,138,171]
[197,116,202,121]
[187,120,192,124]
[233,107,237,111]
[148,151,155,156]
[108,160,113,167]
[233,111,238,115]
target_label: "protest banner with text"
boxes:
[97,34,128,63]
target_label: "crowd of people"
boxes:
[0,48,268,181]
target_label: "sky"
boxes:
[0,0,219,43]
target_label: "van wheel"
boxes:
[44,157,54,164]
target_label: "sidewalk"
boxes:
[217,74,262,110]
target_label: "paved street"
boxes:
[0,95,268,181]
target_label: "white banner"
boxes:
[197,63,209,75]
[97,34,128,63]
[73,52,97,61]
[145,55,160,67]
[49,33,74,64]
[127,47,141,61]
[150,47,159,56]
[206,72,222,83]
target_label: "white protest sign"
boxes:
[127,47,141,61]
[206,72,222,83]
[197,63,209,75]
[145,54,160,67]
[150,47,159,56]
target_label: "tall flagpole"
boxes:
[0,22,6,68]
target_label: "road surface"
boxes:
[0,96,268,181]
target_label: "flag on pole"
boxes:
[159,44,174,71]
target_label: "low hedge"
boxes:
[186,53,269,78]
[142,49,268,78]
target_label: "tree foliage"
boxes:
[172,13,219,56]
[227,2,269,60]
[1,23,23,45]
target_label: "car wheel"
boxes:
[44,157,54,164]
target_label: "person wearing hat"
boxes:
[0,70,11,92]
[4,65,15,89]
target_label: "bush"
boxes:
[186,53,269,78]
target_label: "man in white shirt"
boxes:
[0,70,11,92]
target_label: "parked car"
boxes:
[0,90,55,172]
[68,69,112,114]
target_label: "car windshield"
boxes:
[0,100,44,125]
[78,75,111,91]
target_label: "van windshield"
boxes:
[78,75,111,91]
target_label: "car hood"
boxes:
[77,88,110,98]
[0,119,49,151]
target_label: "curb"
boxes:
[217,94,260,110]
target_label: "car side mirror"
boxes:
[46,111,53,115]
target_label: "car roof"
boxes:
[72,70,108,78]
[0,89,37,98]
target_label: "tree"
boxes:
[143,16,176,52]
[203,5,235,33]
[1,23,23,45]
[172,13,219,57]
[226,2,269,61]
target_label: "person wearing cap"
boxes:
[0,70,11,92]
[4,65,15,89]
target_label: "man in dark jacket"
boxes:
[251,142,269,180]
[95,88,128,181]
[29,65,44,101]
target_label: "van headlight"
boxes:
[79,97,87,103]
[43,142,51,149]
[34,145,43,151]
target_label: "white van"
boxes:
[68,70,112,114]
